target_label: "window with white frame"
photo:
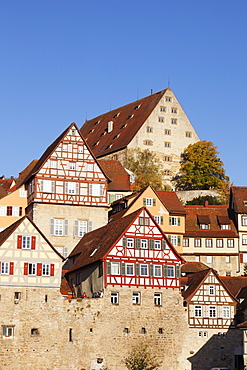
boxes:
[2,326,14,338]
[207,256,213,264]
[42,264,50,276]
[126,264,134,275]
[171,119,177,124]
[22,236,31,249]
[165,97,171,102]
[183,238,189,247]
[68,162,76,170]
[132,292,141,305]
[141,239,147,249]
[65,182,78,195]
[0,206,7,216]
[185,131,192,138]
[154,265,162,277]
[164,129,171,135]
[89,183,103,196]
[78,146,83,153]
[111,262,120,275]
[154,216,161,224]
[154,292,162,306]
[216,239,223,248]
[227,239,234,248]
[40,180,54,193]
[111,292,119,304]
[194,305,202,317]
[145,198,153,206]
[50,219,68,236]
[1,262,9,275]
[222,306,230,318]
[209,285,215,295]
[158,117,164,123]
[160,106,166,111]
[243,235,247,245]
[144,140,153,146]
[206,239,212,248]
[195,239,201,247]
[19,188,26,197]
[12,206,19,217]
[167,265,175,277]
[146,126,153,133]
[140,264,148,276]
[209,306,217,318]
[50,160,58,169]
[170,217,179,226]
[74,220,92,237]
[127,238,134,248]
[164,156,171,162]
[200,223,210,229]
[154,240,161,250]
[28,263,36,276]
[171,108,177,113]
[242,216,247,226]
[164,141,171,148]
[221,224,230,230]
[226,255,231,263]
[171,235,178,246]
[195,255,200,262]
[115,194,123,200]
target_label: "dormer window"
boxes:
[121,124,127,129]
[127,114,134,120]
[89,129,95,134]
[105,144,113,149]
[94,121,100,125]
[244,201,247,206]
[93,141,99,147]
[108,121,113,133]
[114,134,120,139]
[221,224,230,230]
[197,214,210,229]
[113,113,120,118]
[100,131,106,136]
[217,216,230,230]
[134,105,141,110]
[200,224,210,230]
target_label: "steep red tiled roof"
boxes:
[156,191,186,215]
[80,89,168,158]
[231,186,247,213]
[184,205,238,237]
[0,186,7,199]
[0,178,15,192]
[181,261,210,274]
[98,160,130,191]
[220,276,247,297]
[16,160,38,188]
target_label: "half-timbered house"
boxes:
[21,123,109,257]
[65,207,184,299]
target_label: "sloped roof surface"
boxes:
[220,276,247,297]
[98,159,130,191]
[231,186,247,213]
[185,205,238,237]
[80,89,168,158]
[181,261,210,274]
[156,191,186,215]
[0,186,7,199]
[0,178,15,192]
[16,160,38,188]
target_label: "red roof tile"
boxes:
[98,159,130,191]
[181,261,210,274]
[220,276,247,297]
[156,190,186,215]
[231,186,247,213]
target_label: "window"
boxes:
[242,235,247,245]
[144,140,153,146]
[40,180,54,193]
[31,328,40,336]
[195,239,201,247]
[68,162,76,170]
[2,326,14,338]
[0,205,7,216]
[140,264,148,276]
[1,262,9,275]
[7,206,12,216]
[221,224,230,230]
[145,198,153,206]
[127,238,134,248]
[111,262,120,275]
[111,292,118,304]
[154,265,162,277]
[139,217,149,226]
[165,97,171,102]
[12,206,19,217]
[209,306,217,318]
[222,306,230,318]
[74,220,92,237]
[132,292,141,305]
[141,327,146,334]
[14,292,21,301]
[65,182,78,195]
[160,106,166,112]
[243,201,247,206]
[242,216,247,226]
[164,129,171,135]
[227,239,234,248]
[185,131,192,138]
[141,239,147,249]
[78,146,83,153]
[226,255,231,263]
[22,236,31,249]
[115,194,123,200]
[19,188,26,197]
[42,264,50,276]
[207,256,213,264]
[50,160,58,169]
[164,156,171,162]
[50,219,68,236]
[170,217,180,226]
[154,240,161,250]
[164,170,171,176]
[194,305,202,317]
[167,265,175,277]
[195,255,200,262]
[216,239,223,248]
[86,163,94,171]
[89,183,104,196]
[206,239,212,248]
[158,117,164,122]
[154,293,162,306]
[126,264,134,275]
[146,126,153,133]
[171,108,177,113]
[200,224,210,229]
[154,216,163,224]
[28,263,36,276]
[183,238,189,247]
[171,235,179,246]
[171,119,177,124]
[164,141,171,148]
[209,285,215,295]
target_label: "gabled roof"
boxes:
[155,190,186,215]
[181,268,238,303]
[20,123,110,185]
[0,216,64,260]
[67,207,184,274]
[98,159,130,191]
[80,89,168,158]
[230,186,247,214]
[16,159,38,188]
[185,205,238,237]
[220,276,247,297]
[181,261,210,274]
[0,178,16,192]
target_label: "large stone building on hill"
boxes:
[80,88,200,188]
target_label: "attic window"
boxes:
[113,113,120,118]
[127,114,134,119]
[121,124,127,129]
[94,121,100,125]
[105,144,113,149]
[100,131,106,136]
[244,201,247,206]
[93,141,100,147]
[90,248,98,257]
[89,129,95,134]
[165,97,171,102]
[134,105,140,110]
[71,129,76,136]
[114,134,120,139]
[197,215,210,229]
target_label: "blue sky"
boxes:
[1,1,247,185]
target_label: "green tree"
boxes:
[186,195,225,205]
[125,149,170,191]
[124,343,161,370]
[174,141,230,193]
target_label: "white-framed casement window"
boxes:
[165,96,171,102]
[209,306,217,318]
[146,126,153,133]
[49,160,58,169]
[141,239,147,249]
[171,119,177,124]
[209,285,215,295]
[40,180,54,193]
[115,194,123,200]
[216,239,223,248]
[140,264,148,276]
[19,188,26,197]
[12,206,19,217]
[222,306,230,318]
[226,255,231,263]
[169,217,180,226]
[227,239,234,248]
[28,263,36,276]
[74,220,92,237]
[185,131,192,138]
[207,256,213,264]
[195,239,201,247]
[164,141,171,148]
[200,223,210,229]
[2,326,14,338]
[154,216,163,225]
[167,265,175,277]
[221,224,230,230]
[154,292,162,306]
[111,262,120,275]
[145,198,154,206]
[68,162,76,170]
[183,238,189,247]
[154,265,162,277]
[22,236,31,249]
[65,182,79,195]
[0,205,7,216]
[1,262,9,275]
[42,264,50,276]
[171,108,177,113]
[89,183,104,196]
[205,239,212,248]
[194,305,203,317]
[111,292,119,304]
[154,240,161,250]
[132,292,141,305]
[50,219,68,236]
[126,263,134,276]
[171,235,180,246]
[242,216,247,226]
[243,235,247,245]
[164,129,171,135]
[158,117,164,123]
[160,106,166,112]
[127,238,134,248]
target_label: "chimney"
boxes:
[108,121,113,133]
[205,201,208,207]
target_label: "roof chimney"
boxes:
[205,201,209,207]
[108,121,113,133]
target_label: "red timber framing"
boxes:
[24,123,108,207]
[104,208,183,289]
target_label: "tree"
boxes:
[124,149,170,191]
[186,195,225,205]
[174,141,230,193]
[124,343,161,370]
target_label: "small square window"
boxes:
[146,126,153,133]
[171,108,177,113]
[111,292,119,304]
[2,326,14,338]
[164,141,171,148]
[165,97,171,102]
[164,129,171,135]
[158,117,164,123]
[154,293,162,306]
[160,106,166,112]
[132,292,141,305]
[185,132,192,138]
[171,119,177,124]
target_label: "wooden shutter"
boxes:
[9,262,14,275]
[19,207,22,216]
[240,253,243,263]
[168,235,171,242]
[37,263,42,276]
[107,261,111,275]
[64,220,68,236]
[136,263,140,276]
[143,198,146,206]
[40,180,44,192]
[162,240,166,250]
[169,217,171,225]
[50,264,54,276]
[122,237,127,248]
[164,265,168,277]
[121,262,126,276]
[17,235,22,249]
[177,236,181,246]
[160,216,164,225]
[24,262,28,275]
[31,236,36,250]
[50,219,54,235]
[153,199,156,206]
[109,194,115,204]
[76,183,79,195]
[51,181,55,193]
[100,184,104,196]
[74,220,79,237]
[89,184,92,196]
[178,217,180,226]
[65,182,68,194]
[136,238,141,249]
[150,264,153,277]
[149,239,154,249]
[176,265,180,278]
[88,221,92,232]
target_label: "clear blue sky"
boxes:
[1,1,247,185]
